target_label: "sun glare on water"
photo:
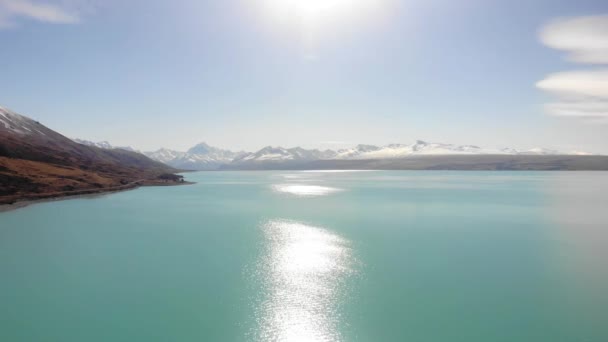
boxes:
[253,220,356,341]
[273,184,343,197]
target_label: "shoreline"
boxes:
[0,181,195,213]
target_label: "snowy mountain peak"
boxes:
[187,142,215,155]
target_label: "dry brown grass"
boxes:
[0,157,126,200]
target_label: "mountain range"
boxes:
[0,106,183,205]
[2,102,608,206]
[4,104,607,205]
[73,139,594,171]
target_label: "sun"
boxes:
[266,0,361,19]
[260,0,386,59]
[286,0,353,14]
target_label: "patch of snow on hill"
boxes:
[73,139,137,152]
[0,106,47,136]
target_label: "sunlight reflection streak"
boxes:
[256,220,354,341]
[273,184,343,197]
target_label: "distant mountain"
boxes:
[222,141,608,170]
[0,106,182,205]
[333,141,494,159]
[70,140,240,171]
[231,146,336,167]
[334,141,583,159]
[71,140,242,171]
[145,148,186,164]
[144,143,246,171]
[69,136,600,171]
[229,140,586,167]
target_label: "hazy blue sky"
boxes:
[1,0,607,153]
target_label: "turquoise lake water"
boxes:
[1,171,607,341]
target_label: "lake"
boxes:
[1,171,607,341]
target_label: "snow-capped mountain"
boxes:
[144,148,186,164]
[233,140,578,165]
[234,146,294,163]
[144,143,246,170]
[187,142,245,161]
[232,146,335,164]
[67,136,592,170]
[330,141,579,159]
[333,141,494,160]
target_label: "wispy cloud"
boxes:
[0,0,80,28]
[537,15,608,122]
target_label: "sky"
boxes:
[0,0,607,153]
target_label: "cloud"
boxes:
[0,0,79,28]
[537,15,608,122]
[540,15,608,64]
[537,70,608,98]
[542,97,608,122]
